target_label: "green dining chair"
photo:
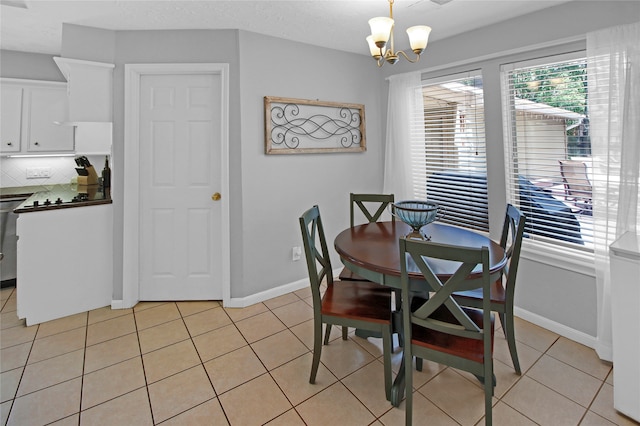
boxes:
[340,193,395,282]
[453,204,526,374]
[341,193,402,349]
[299,205,394,400]
[399,238,495,426]
[350,193,395,227]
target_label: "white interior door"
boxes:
[138,73,222,300]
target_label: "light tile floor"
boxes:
[1,285,637,426]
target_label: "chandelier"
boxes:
[366,0,432,67]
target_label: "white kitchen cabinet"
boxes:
[74,122,112,155]
[610,231,640,422]
[53,57,115,123]
[25,85,74,152]
[0,84,23,154]
[16,204,113,325]
[0,79,74,156]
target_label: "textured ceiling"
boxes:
[1,0,572,56]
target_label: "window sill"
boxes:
[520,239,596,277]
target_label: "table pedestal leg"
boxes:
[354,329,381,339]
[390,357,406,407]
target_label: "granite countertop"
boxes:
[1,184,112,213]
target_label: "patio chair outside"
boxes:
[559,159,592,213]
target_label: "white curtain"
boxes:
[383,71,424,200]
[588,21,640,362]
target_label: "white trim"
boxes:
[223,267,344,308]
[122,63,230,308]
[423,36,585,75]
[515,306,598,351]
[0,77,66,88]
[110,300,129,310]
[500,49,586,71]
[224,278,309,308]
[386,36,586,81]
[53,57,115,70]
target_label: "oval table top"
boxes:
[334,221,506,289]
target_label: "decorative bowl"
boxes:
[391,200,443,240]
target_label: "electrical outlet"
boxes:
[26,167,52,179]
[292,246,302,261]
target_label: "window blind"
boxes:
[414,71,489,232]
[501,53,596,249]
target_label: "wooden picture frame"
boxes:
[264,96,366,154]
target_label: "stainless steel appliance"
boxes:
[1,197,26,287]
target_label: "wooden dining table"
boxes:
[334,220,506,406]
[335,220,506,290]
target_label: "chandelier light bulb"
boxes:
[406,25,431,54]
[366,36,385,59]
[368,16,394,48]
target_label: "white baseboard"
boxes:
[222,268,343,308]
[223,277,311,308]
[515,306,598,350]
[111,299,130,309]
[111,273,314,310]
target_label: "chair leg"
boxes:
[503,311,521,375]
[415,357,423,372]
[342,326,348,340]
[310,319,323,384]
[323,324,332,345]
[474,373,496,387]
[404,344,414,426]
[483,356,494,425]
[484,373,493,425]
[382,326,393,401]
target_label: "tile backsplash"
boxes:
[0,155,106,188]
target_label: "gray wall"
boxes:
[61,24,116,63]
[237,31,384,298]
[57,25,382,300]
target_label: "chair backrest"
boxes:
[350,193,395,227]
[400,238,492,342]
[500,204,526,298]
[299,205,334,307]
[559,160,592,198]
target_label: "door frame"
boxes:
[122,63,230,308]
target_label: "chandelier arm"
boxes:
[388,0,395,56]
[367,0,428,66]
[397,50,421,64]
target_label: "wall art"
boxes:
[264,96,366,154]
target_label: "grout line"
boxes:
[180,301,233,426]
[2,318,38,425]
[76,311,89,425]
[0,288,617,426]
[578,378,608,425]
[501,332,609,425]
[131,303,155,426]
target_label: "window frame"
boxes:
[500,50,595,254]
[407,41,596,277]
[417,69,490,233]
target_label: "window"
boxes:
[414,71,489,232]
[502,53,594,249]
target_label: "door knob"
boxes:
[212,192,221,201]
